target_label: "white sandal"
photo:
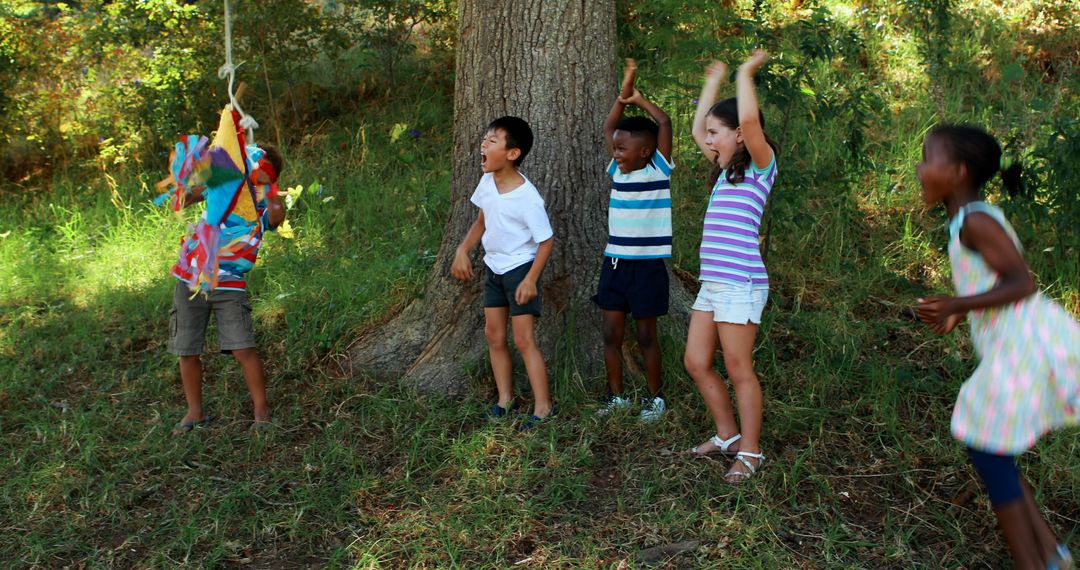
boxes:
[690,433,741,457]
[726,450,765,483]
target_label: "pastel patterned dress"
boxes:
[948,201,1080,455]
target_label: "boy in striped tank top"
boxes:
[684,51,779,483]
[593,59,673,422]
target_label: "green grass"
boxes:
[2,1,1079,568]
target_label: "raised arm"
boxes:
[692,61,728,163]
[178,188,206,209]
[620,89,672,161]
[265,193,285,229]
[604,59,637,152]
[736,50,773,170]
[160,176,204,208]
[157,148,206,209]
[249,168,285,228]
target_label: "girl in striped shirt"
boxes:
[684,50,779,484]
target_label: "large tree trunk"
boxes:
[350,0,688,395]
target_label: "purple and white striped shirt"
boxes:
[698,158,777,288]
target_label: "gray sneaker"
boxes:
[639,395,666,423]
[597,394,632,416]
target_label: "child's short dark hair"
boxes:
[259,144,284,181]
[614,115,659,148]
[487,116,533,167]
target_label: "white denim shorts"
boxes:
[691,279,769,324]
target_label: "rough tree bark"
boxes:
[349,0,690,395]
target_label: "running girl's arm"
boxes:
[620,89,673,161]
[950,213,1036,310]
[692,61,727,163]
[604,59,637,153]
[917,213,1036,331]
[737,50,774,170]
[451,211,485,281]
[515,237,554,305]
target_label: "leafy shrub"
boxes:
[0,0,456,180]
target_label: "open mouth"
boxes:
[480,151,487,166]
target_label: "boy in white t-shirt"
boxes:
[451,116,556,430]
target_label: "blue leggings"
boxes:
[967,447,1023,507]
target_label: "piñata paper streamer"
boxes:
[162,106,267,293]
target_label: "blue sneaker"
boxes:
[487,400,519,419]
[1048,543,1073,570]
[518,405,558,432]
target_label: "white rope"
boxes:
[216,0,259,140]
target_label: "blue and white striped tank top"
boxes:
[604,151,674,259]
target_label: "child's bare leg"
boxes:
[601,310,626,394]
[718,322,762,478]
[232,348,271,422]
[1020,479,1060,562]
[968,448,1047,568]
[511,314,552,417]
[484,307,514,407]
[178,355,206,423]
[995,500,1044,569]
[635,316,662,396]
[683,311,739,453]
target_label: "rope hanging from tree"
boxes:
[217,0,259,140]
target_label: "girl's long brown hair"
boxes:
[707,97,780,187]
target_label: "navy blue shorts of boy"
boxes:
[591,256,669,318]
[484,261,542,317]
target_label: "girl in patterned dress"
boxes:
[684,50,780,483]
[915,124,1078,569]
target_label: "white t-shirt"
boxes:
[470,172,554,275]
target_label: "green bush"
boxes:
[0,0,456,179]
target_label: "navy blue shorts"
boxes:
[591,256,669,318]
[484,261,541,317]
[967,447,1023,507]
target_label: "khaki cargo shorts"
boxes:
[167,281,256,355]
